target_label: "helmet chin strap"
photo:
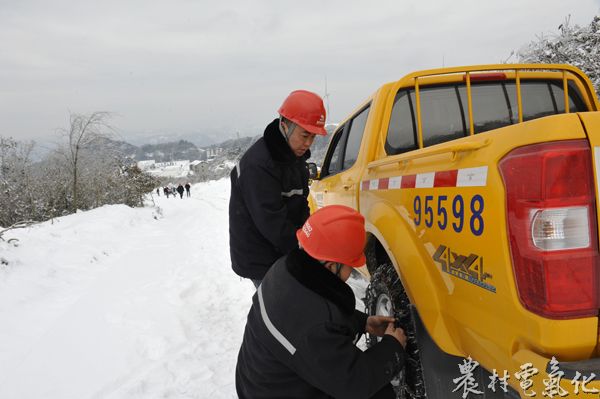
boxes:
[279,117,296,142]
[334,263,343,277]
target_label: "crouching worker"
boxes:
[236,205,407,398]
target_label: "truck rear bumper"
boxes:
[553,357,600,379]
[512,349,600,397]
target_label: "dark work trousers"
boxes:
[371,383,396,398]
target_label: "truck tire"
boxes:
[365,261,427,399]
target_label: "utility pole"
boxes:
[324,74,331,123]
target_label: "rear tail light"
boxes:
[499,140,600,318]
[531,207,591,250]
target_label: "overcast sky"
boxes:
[1,0,599,144]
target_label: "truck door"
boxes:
[312,104,370,210]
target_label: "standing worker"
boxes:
[185,182,191,197]
[229,90,327,288]
[236,205,407,398]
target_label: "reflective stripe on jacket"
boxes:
[229,118,310,280]
[236,249,405,398]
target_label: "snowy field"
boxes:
[139,160,192,178]
[0,178,367,399]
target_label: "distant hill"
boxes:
[87,121,338,168]
[87,136,139,159]
[124,130,225,148]
[138,140,203,162]
[87,137,205,163]
[199,123,336,167]
[86,127,336,184]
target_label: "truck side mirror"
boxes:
[307,163,319,180]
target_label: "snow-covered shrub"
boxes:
[0,138,38,226]
[518,15,600,95]
[0,128,159,226]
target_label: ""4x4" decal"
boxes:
[432,245,496,293]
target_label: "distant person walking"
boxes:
[177,184,185,199]
[156,188,160,196]
[163,186,170,198]
[229,90,327,288]
[185,183,191,197]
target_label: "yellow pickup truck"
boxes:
[309,64,600,398]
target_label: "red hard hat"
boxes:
[278,90,327,136]
[296,205,366,267]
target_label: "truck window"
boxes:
[321,124,346,177]
[520,81,558,120]
[518,81,585,121]
[458,80,586,131]
[549,81,583,113]
[342,105,370,170]
[321,105,371,177]
[385,79,587,155]
[420,85,467,146]
[385,90,417,155]
[458,83,514,133]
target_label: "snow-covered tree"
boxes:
[518,15,600,95]
[57,112,113,212]
[0,137,37,226]
[0,113,159,225]
[33,152,72,219]
[117,164,159,207]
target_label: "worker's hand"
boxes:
[366,315,395,337]
[385,322,407,349]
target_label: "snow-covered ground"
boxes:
[0,178,367,399]
[139,160,192,178]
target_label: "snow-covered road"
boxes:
[0,179,254,399]
[0,178,369,399]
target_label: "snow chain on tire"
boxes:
[365,262,427,399]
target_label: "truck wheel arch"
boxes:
[363,203,463,357]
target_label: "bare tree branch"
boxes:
[0,220,35,242]
[57,112,113,211]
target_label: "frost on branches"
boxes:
[518,15,600,95]
[0,113,159,227]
